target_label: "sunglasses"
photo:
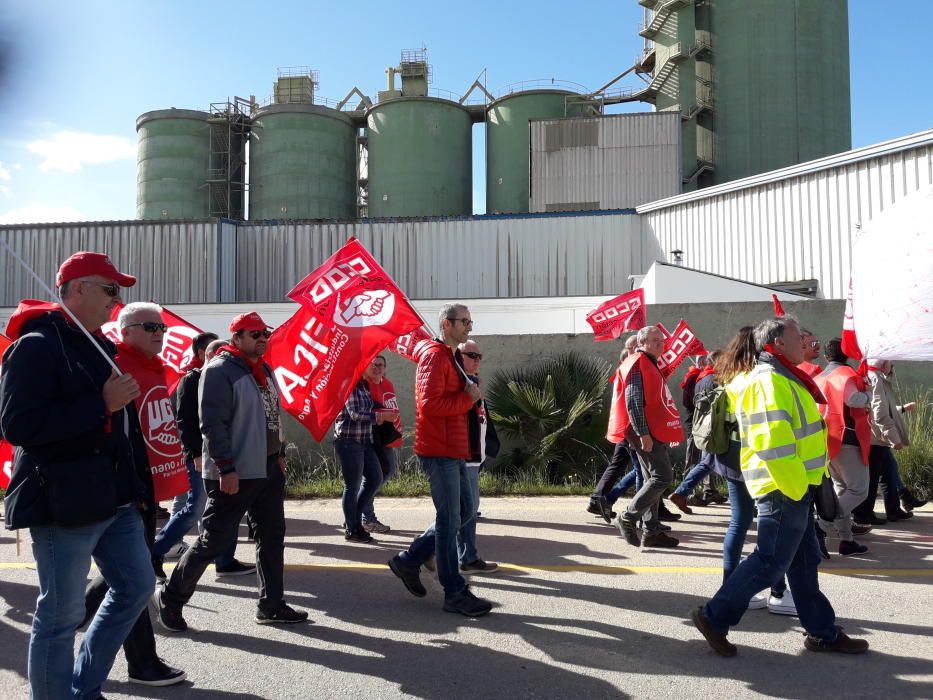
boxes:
[126,322,167,333]
[247,330,272,340]
[448,317,474,327]
[463,352,483,360]
[84,281,120,297]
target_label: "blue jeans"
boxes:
[153,458,235,566]
[400,456,473,596]
[675,452,714,497]
[704,490,836,641]
[29,506,155,699]
[606,463,643,505]
[457,464,482,565]
[724,479,787,595]
[335,438,383,531]
[362,448,398,523]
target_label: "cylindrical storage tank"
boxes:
[486,90,590,214]
[136,110,211,219]
[712,0,851,183]
[248,104,357,220]
[366,97,472,218]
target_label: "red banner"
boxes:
[268,238,423,441]
[657,319,708,379]
[101,304,203,393]
[389,327,433,362]
[0,333,11,488]
[586,289,646,342]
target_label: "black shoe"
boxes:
[216,560,257,577]
[594,495,614,524]
[128,659,187,686]
[853,514,886,526]
[658,502,681,522]
[443,586,492,617]
[256,603,309,625]
[851,523,873,536]
[657,522,672,532]
[642,530,679,548]
[900,490,927,511]
[838,540,869,556]
[615,515,641,547]
[706,491,728,505]
[152,589,187,633]
[152,558,167,584]
[804,627,869,654]
[461,559,499,574]
[345,528,374,543]
[388,555,426,597]
[586,498,602,516]
[885,509,914,522]
[155,505,171,521]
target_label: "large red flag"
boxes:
[657,319,707,379]
[840,277,863,360]
[586,289,646,342]
[101,303,204,393]
[0,333,11,488]
[269,238,423,440]
[389,327,433,362]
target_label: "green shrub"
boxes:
[897,388,933,499]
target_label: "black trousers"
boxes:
[162,455,286,612]
[593,442,632,498]
[852,444,901,519]
[84,505,158,673]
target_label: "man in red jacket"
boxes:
[388,303,493,617]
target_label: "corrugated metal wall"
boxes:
[0,220,223,305]
[640,138,933,299]
[235,212,654,301]
[530,113,682,212]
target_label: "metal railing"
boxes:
[493,78,591,99]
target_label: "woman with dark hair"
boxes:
[717,327,794,615]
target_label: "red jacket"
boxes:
[413,340,474,458]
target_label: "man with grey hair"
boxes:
[388,303,493,617]
[613,326,684,548]
[691,316,868,657]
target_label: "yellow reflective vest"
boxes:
[726,362,828,501]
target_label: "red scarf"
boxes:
[180,355,204,373]
[764,344,826,404]
[697,365,716,381]
[219,344,268,388]
[680,365,701,389]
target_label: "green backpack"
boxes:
[691,385,732,455]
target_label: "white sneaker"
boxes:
[163,542,189,561]
[748,591,768,610]
[767,589,797,616]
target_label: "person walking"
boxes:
[361,355,403,534]
[1,252,161,699]
[798,329,823,378]
[387,304,493,617]
[154,311,308,631]
[691,316,868,657]
[814,339,872,556]
[613,326,684,549]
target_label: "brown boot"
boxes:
[669,492,693,514]
[804,628,869,654]
[691,606,737,657]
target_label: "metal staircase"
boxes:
[639,0,693,39]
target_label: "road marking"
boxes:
[0,562,930,577]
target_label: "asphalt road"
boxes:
[1,496,931,699]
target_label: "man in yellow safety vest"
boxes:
[690,316,869,657]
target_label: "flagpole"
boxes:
[0,240,122,375]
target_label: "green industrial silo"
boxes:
[136,110,211,219]
[248,104,358,220]
[486,90,592,214]
[712,0,851,183]
[366,97,472,218]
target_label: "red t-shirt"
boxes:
[367,376,403,448]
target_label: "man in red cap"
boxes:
[154,311,308,631]
[1,251,160,698]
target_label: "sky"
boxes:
[0,0,930,224]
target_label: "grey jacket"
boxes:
[868,370,910,448]
[199,350,281,480]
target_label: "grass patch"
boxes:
[898,388,933,500]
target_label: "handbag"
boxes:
[812,474,842,522]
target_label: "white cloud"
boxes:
[0,161,10,182]
[0,204,87,224]
[27,131,135,173]
[0,185,9,196]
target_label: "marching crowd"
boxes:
[0,250,926,697]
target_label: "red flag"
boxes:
[841,277,863,360]
[270,239,423,441]
[586,289,646,342]
[772,294,786,317]
[0,333,11,489]
[390,327,433,362]
[655,321,672,339]
[657,319,707,379]
[101,303,203,393]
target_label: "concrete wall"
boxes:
[284,299,933,461]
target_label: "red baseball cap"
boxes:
[56,251,137,288]
[230,311,272,333]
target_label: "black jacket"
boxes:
[0,310,151,529]
[172,367,203,461]
[466,374,500,466]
